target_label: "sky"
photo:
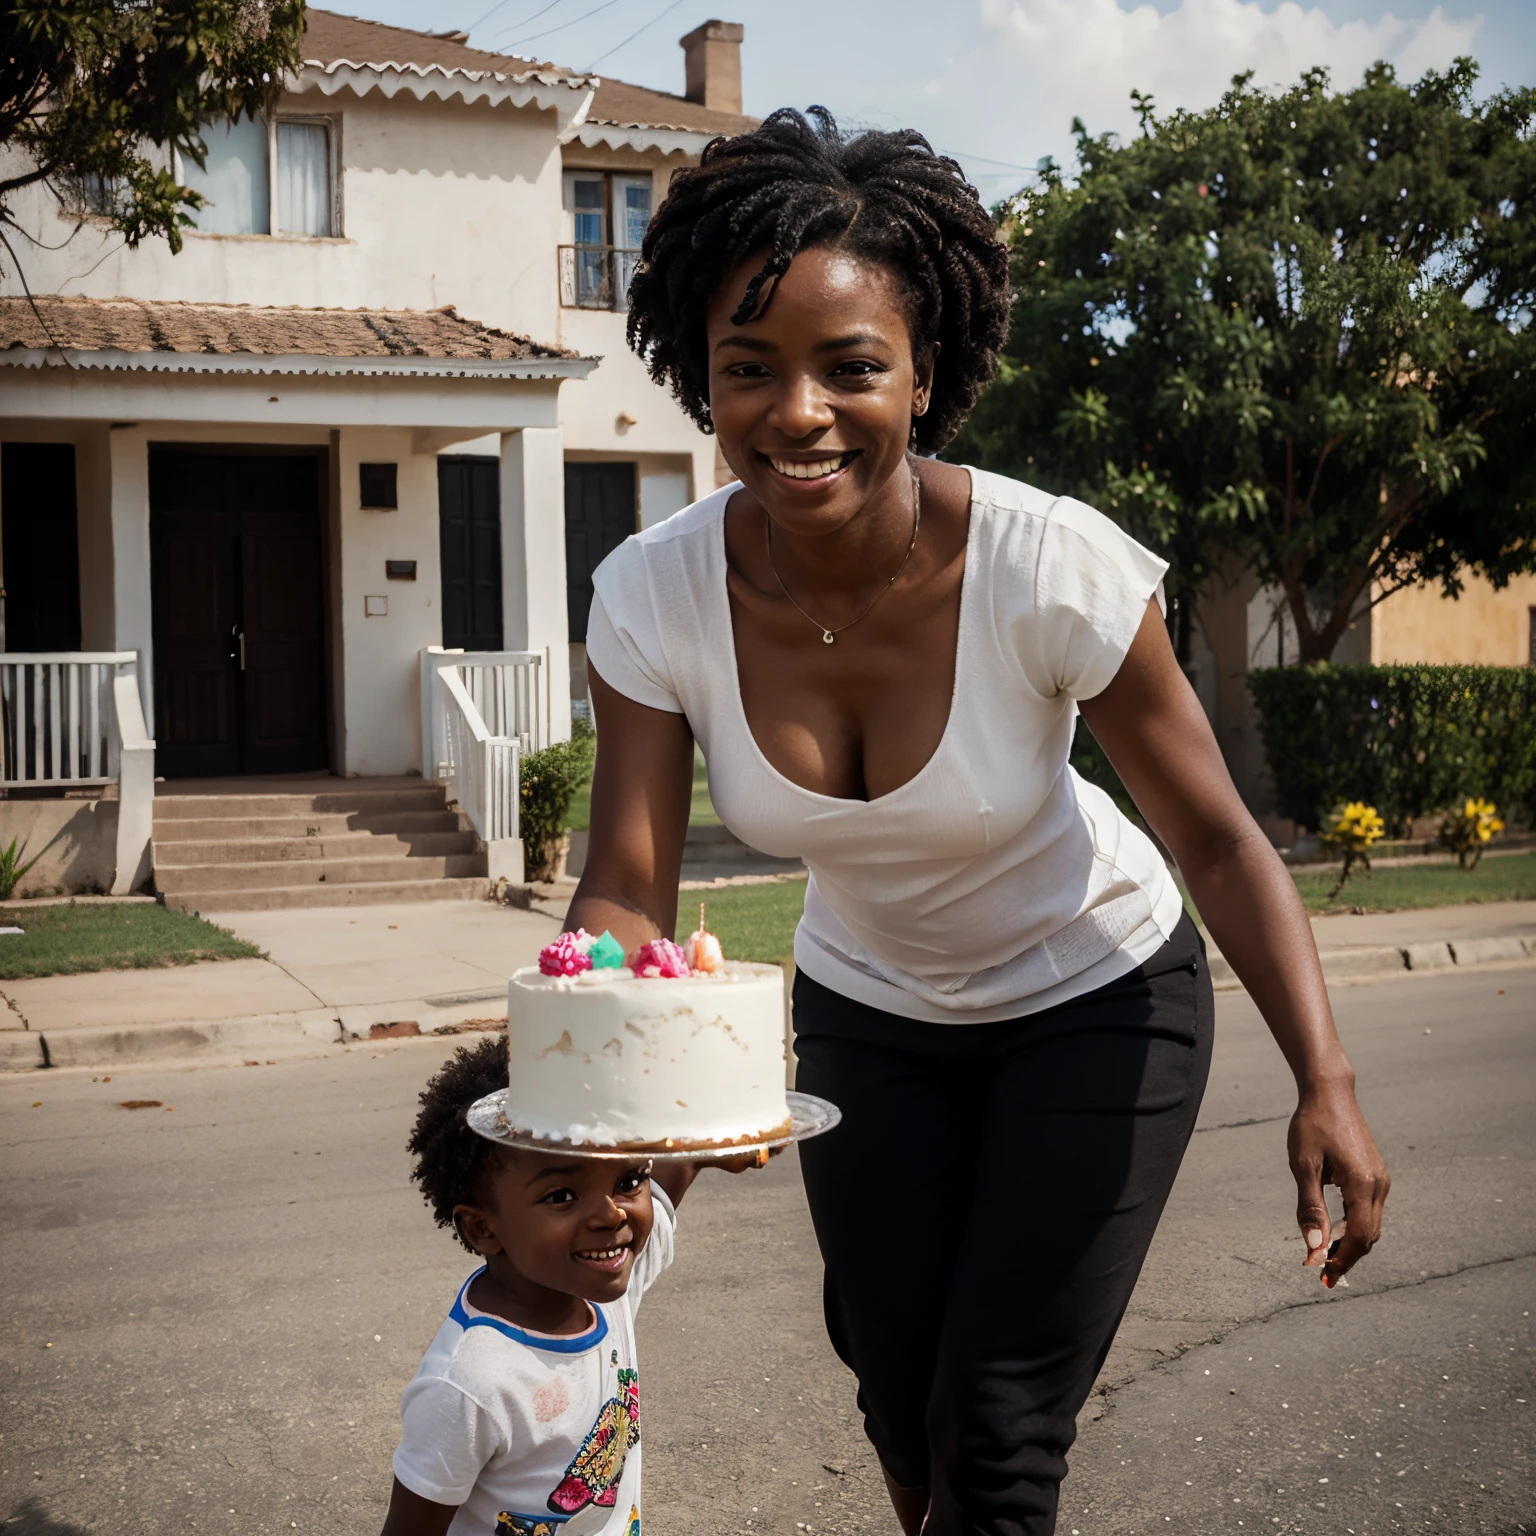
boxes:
[334,0,1535,202]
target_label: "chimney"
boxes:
[680,20,743,116]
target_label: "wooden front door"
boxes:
[438,456,503,651]
[564,462,636,643]
[150,451,327,778]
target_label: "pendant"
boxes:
[822,631,835,644]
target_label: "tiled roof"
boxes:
[303,9,755,137]
[587,77,754,137]
[0,296,577,368]
[302,10,568,78]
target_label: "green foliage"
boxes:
[0,836,43,901]
[0,901,261,980]
[1248,664,1536,832]
[520,719,596,881]
[952,59,1536,662]
[0,0,306,258]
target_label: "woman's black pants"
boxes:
[793,912,1214,1536]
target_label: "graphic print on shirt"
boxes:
[549,1366,640,1513]
[493,1367,641,1533]
[494,1516,564,1535]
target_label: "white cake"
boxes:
[504,961,791,1150]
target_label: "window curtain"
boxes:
[183,117,269,235]
[277,121,332,237]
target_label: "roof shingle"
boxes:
[0,296,574,363]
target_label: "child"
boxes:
[381,1035,738,1536]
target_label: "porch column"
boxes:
[499,427,571,746]
[106,425,154,731]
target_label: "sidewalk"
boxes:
[0,898,562,1070]
[1,896,1531,1071]
[1205,898,1536,989]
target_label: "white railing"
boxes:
[0,651,156,894]
[1,652,121,786]
[420,648,538,886]
[419,647,543,783]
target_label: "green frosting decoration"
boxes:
[587,930,626,969]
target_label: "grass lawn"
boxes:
[687,879,807,967]
[0,903,262,981]
[566,747,720,834]
[691,853,1536,965]
[1292,851,1536,916]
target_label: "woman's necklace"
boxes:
[765,462,922,645]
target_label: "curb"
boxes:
[4,934,1530,1073]
[1207,934,1536,991]
[0,987,512,1074]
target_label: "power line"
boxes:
[504,0,627,48]
[585,0,685,70]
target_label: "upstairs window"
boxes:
[561,171,652,310]
[180,115,337,238]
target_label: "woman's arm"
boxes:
[564,667,695,952]
[1079,599,1390,1286]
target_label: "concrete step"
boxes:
[155,852,488,895]
[153,831,480,867]
[153,810,466,842]
[163,876,492,914]
[153,786,449,821]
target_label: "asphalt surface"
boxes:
[2,963,1531,1536]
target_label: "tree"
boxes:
[0,0,306,276]
[952,60,1536,664]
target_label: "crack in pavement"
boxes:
[1091,1248,1536,1421]
[0,985,30,1030]
[1195,1113,1289,1133]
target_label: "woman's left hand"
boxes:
[1288,1078,1391,1288]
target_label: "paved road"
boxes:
[2,964,1531,1535]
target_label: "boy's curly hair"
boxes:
[626,106,1010,454]
[408,1033,512,1253]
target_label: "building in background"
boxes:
[0,9,751,897]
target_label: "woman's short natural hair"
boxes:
[626,107,1010,455]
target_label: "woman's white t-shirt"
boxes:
[586,467,1186,1024]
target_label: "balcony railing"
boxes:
[558,244,641,310]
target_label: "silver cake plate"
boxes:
[465,1088,841,1161]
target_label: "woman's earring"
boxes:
[909,419,919,452]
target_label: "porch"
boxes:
[0,296,589,897]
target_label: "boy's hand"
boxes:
[714,1144,786,1173]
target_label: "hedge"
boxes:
[1247,664,1536,834]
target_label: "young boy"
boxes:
[381,1035,735,1536]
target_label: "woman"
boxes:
[564,109,1389,1535]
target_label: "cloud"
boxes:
[916,0,1484,190]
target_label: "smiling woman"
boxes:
[567,108,1391,1536]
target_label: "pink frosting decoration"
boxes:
[628,938,691,979]
[539,930,594,977]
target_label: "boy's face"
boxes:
[455,1151,656,1307]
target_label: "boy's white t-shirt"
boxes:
[393,1188,675,1536]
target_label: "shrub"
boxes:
[519,719,596,881]
[1319,800,1386,898]
[0,837,43,902]
[1248,664,1536,834]
[1438,797,1505,869]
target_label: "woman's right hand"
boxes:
[1288,1075,1391,1288]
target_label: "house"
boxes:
[0,10,752,903]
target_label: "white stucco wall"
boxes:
[332,426,443,775]
[6,89,565,345]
